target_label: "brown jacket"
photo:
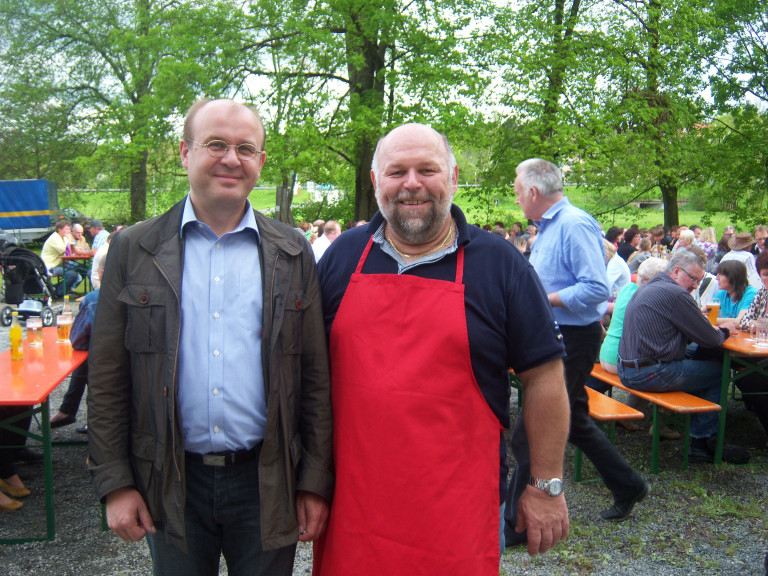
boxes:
[87,199,333,551]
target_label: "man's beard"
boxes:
[379,193,452,245]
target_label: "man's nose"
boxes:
[403,168,421,188]
[220,146,242,165]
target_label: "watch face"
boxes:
[548,479,563,496]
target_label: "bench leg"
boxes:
[682,415,691,470]
[574,447,583,482]
[650,405,660,474]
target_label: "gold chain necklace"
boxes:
[385,221,455,260]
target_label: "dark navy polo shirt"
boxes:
[317,205,565,429]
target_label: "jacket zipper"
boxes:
[156,259,183,482]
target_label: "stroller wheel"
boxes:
[41,306,56,327]
[1,306,13,327]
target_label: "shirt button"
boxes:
[214,426,220,434]
[215,243,221,250]
[213,349,220,357]
[213,388,219,396]
[214,312,220,319]
[214,276,220,282]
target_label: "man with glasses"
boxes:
[618,250,750,464]
[751,225,767,257]
[87,99,333,576]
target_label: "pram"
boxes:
[0,240,58,326]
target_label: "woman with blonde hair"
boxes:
[696,227,717,260]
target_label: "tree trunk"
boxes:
[345,7,386,221]
[275,173,296,225]
[130,150,148,223]
[354,142,376,220]
[660,175,679,228]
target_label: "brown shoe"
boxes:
[649,426,681,440]
[618,419,642,432]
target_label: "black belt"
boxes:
[620,358,660,369]
[186,444,261,467]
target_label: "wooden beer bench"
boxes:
[573,386,645,481]
[510,370,645,481]
[590,363,721,473]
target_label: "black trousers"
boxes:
[0,406,32,479]
[505,322,645,540]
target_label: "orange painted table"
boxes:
[0,327,88,543]
[717,329,768,465]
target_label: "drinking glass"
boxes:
[706,297,720,326]
[26,317,43,347]
[756,318,768,348]
[56,312,73,344]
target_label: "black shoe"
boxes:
[13,448,44,463]
[689,437,750,465]
[76,424,88,434]
[50,414,77,429]
[600,482,650,522]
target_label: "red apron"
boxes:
[314,238,500,575]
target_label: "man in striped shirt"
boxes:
[618,250,750,464]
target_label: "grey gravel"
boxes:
[2,306,767,575]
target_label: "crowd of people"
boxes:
[3,97,767,575]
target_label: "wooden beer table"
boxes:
[60,251,95,293]
[0,327,88,544]
[717,329,768,465]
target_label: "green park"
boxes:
[0,0,765,235]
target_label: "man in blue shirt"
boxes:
[505,159,649,540]
[87,99,332,576]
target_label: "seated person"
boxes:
[618,250,750,464]
[40,220,82,298]
[49,258,104,432]
[604,239,630,299]
[710,260,758,329]
[70,223,91,253]
[592,258,677,437]
[720,233,761,289]
[729,251,768,443]
[628,238,652,274]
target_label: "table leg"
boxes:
[715,351,732,465]
[41,399,55,541]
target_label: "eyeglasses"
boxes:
[678,267,701,287]
[187,139,263,161]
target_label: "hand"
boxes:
[516,485,569,557]
[105,487,156,542]
[296,491,329,542]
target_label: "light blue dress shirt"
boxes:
[529,196,610,326]
[178,196,266,454]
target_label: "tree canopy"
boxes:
[0,0,765,227]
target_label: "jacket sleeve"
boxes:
[86,233,137,501]
[295,242,334,501]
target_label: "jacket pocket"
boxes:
[118,284,167,354]
[278,290,309,355]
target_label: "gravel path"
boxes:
[2,306,767,575]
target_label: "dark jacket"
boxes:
[87,199,333,551]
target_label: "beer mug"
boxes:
[27,317,43,347]
[56,312,73,344]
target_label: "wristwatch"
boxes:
[528,475,564,497]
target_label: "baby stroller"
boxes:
[0,240,58,327]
